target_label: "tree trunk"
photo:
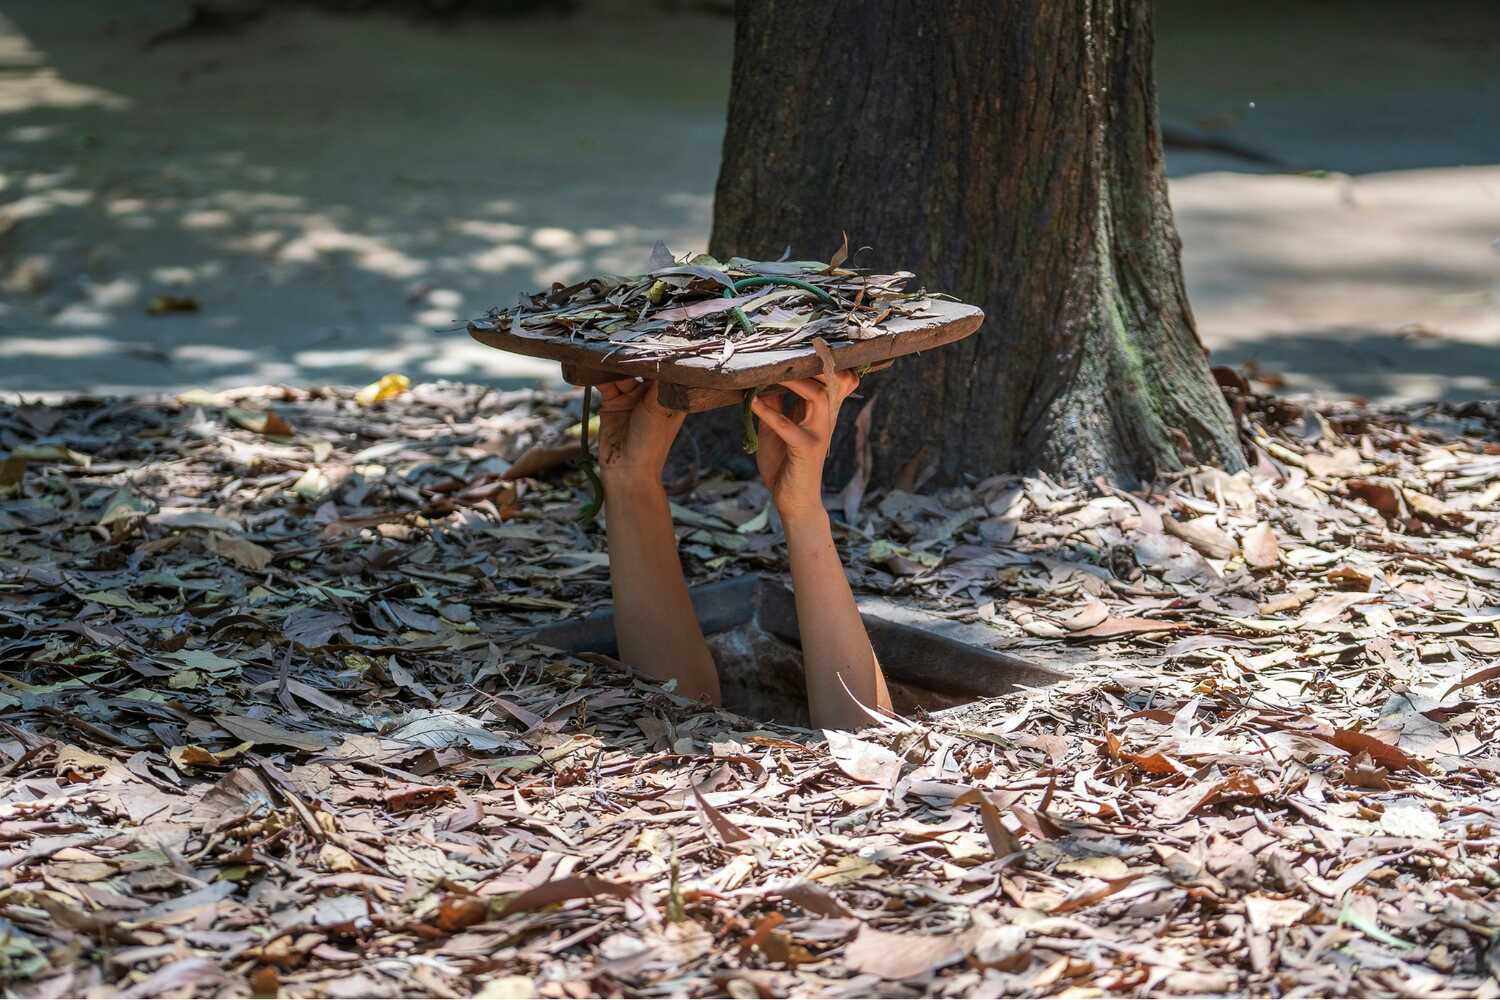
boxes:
[707,0,1245,487]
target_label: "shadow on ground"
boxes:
[0,1,730,396]
[0,0,1496,403]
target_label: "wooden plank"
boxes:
[468,299,983,390]
[656,383,747,412]
[559,364,614,387]
[655,382,795,413]
[656,358,895,413]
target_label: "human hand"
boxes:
[749,371,861,520]
[595,379,685,487]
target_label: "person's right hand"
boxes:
[595,379,685,487]
[750,371,860,520]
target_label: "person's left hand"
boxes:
[750,371,861,520]
[595,378,685,487]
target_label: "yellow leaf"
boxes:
[9,443,90,467]
[475,977,536,1000]
[1057,856,1131,879]
[169,741,253,770]
[80,590,159,614]
[318,843,363,873]
[168,669,203,690]
[55,744,112,780]
[809,854,882,886]
[176,388,221,406]
[355,373,410,406]
[228,408,295,437]
[290,466,330,501]
[0,457,24,492]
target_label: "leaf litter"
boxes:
[0,380,1497,996]
[472,239,955,366]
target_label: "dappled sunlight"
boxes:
[0,13,130,114]
[5,0,1490,410]
[0,333,117,358]
[467,241,539,274]
[48,305,113,328]
[180,208,233,229]
[419,339,559,380]
[1171,167,1500,401]
[0,183,94,221]
[455,218,525,242]
[277,215,430,280]
[171,343,257,366]
[0,3,729,398]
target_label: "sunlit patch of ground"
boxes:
[2,2,1497,402]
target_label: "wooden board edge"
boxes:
[467,303,985,389]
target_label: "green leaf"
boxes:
[168,669,204,690]
[726,257,825,275]
[1337,897,1413,950]
[99,489,157,526]
[735,505,771,535]
[8,443,90,466]
[165,649,243,675]
[79,590,159,614]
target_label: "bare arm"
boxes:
[751,375,891,729]
[596,380,719,704]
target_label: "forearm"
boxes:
[783,508,890,729]
[603,477,719,704]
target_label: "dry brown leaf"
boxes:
[1346,478,1407,522]
[1241,521,1280,569]
[843,924,980,980]
[495,877,635,918]
[692,785,752,844]
[956,788,1022,858]
[228,408,295,437]
[206,532,273,572]
[282,607,351,648]
[1303,447,1362,478]
[1165,513,1238,559]
[501,439,583,481]
[1297,723,1419,771]
[215,714,331,752]
[1403,488,1466,528]
[809,335,836,376]
[1244,893,1312,932]
[1156,772,1266,823]
[1104,732,1188,776]
[1076,616,1184,638]
[775,879,856,919]
[823,730,901,788]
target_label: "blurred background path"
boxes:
[1,0,1496,402]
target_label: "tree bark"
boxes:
[707,0,1245,487]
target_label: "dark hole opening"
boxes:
[527,575,1067,727]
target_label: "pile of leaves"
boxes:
[0,377,1497,997]
[475,238,951,365]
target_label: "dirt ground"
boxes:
[1,0,1497,403]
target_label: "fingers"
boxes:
[635,382,684,422]
[810,370,861,400]
[775,378,833,428]
[778,378,825,404]
[595,378,639,400]
[596,378,650,412]
[751,395,815,448]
